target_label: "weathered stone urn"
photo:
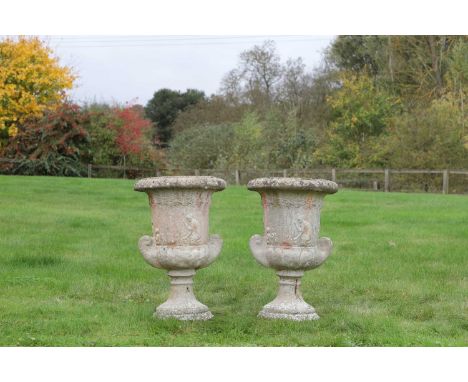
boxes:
[248,177,338,320]
[134,176,226,320]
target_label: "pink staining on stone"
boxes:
[306,194,313,209]
[261,192,268,209]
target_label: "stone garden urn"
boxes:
[248,178,338,320]
[134,176,226,320]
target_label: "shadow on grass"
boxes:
[9,255,63,267]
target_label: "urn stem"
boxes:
[276,270,305,301]
[258,270,319,321]
[167,269,196,300]
[155,269,213,320]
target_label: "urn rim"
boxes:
[134,176,226,192]
[247,177,338,194]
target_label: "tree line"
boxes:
[1,36,467,177]
[165,36,468,170]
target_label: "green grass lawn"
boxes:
[0,175,467,346]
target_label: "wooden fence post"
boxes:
[194,169,200,176]
[235,169,240,185]
[384,169,390,192]
[331,168,336,182]
[283,169,287,177]
[87,164,92,178]
[156,170,161,177]
[442,169,449,194]
[373,181,378,191]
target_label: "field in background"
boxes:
[0,175,467,346]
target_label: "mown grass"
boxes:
[0,175,467,346]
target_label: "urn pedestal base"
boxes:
[154,269,213,321]
[258,270,320,321]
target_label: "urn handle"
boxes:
[302,237,333,269]
[203,234,223,269]
[138,235,163,269]
[249,234,270,267]
[318,237,333,258]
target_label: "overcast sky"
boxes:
[44,35,335,106]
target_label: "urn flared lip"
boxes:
[134,176,226,192]
[247,177,338,194]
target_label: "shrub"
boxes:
[0,102,89,176]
